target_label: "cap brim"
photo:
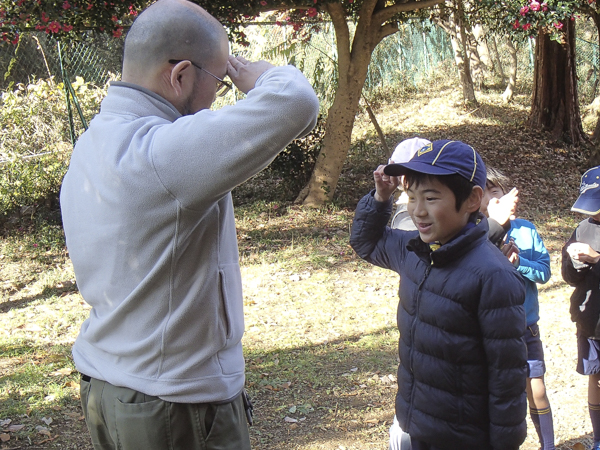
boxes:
[384,162,455,177]
[572,195,600,215]
[384,164,408,176]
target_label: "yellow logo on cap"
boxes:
[417,143,433,157]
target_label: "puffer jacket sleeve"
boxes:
[350,191,410,273]
[478,268,527,450]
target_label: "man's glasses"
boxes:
[168,59,232,97]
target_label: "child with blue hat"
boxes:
[351,139,527,450]
[562,166,600,450]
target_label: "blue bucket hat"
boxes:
[572,166,600,215]
[384,139,487,189]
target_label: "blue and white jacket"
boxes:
[506,219,551,327]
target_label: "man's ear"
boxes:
[169,60,194,98]
[467,186,484,213]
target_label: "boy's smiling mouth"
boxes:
[416,222,432,232]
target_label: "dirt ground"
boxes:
[3,80,600,449]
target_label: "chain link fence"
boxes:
[0,32,124,90]
[1,21,599,110]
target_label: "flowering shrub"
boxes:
[0,0,143,44]
[0,1,368,45]
[0,78,106,215]
[482,0,594,40]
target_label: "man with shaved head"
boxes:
[59,1,319,448]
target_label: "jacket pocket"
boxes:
[218,265,245,343]
[218,270,232,339]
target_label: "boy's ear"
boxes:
[466,186,484,213]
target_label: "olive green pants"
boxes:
[80,376,251,450]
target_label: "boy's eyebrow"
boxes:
[406,187,442,195]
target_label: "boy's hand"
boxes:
[501,238,520,267]
[373,165,400,202]
[487,188,518,226]
[567,242,600,264]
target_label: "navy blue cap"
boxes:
[572,166,600,215]
[383,140,487,189]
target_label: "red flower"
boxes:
[260,0,267,4]
[542,2,548,11]
[523,23,531,31]
[41,11,49,23]
[12,35,19,45]
[307,7,317,17]
[554,22,563,29]
[113,27,123,38]
[47,21,61,33]
[63,24,73,32]
[87,3,93,9]
[63,1,71,9]
[519,5,529,16]
[529,1,540,11]
[513,19,520,29]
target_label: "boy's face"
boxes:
[480,182,504,217]
[406,177,480,245]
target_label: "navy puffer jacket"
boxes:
[350,192,527,450]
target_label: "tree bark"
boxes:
[502,38,517,103]
[465,24,485,90]
[488,34,506,83]
[528,21,585,145]
[437,1,477,105]
[472,25,493,77]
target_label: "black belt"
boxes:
[81,373,91,382]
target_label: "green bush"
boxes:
[0,77,105,218]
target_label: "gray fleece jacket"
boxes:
[60,65,319,403]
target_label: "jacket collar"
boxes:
[101,81,182,122]
[407,213,489,266]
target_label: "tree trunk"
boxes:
[296,0,446,206]
[488,34,506,83]
[465,24,485,90]
[502,38,517,103]
[296,3,376,206]
[528,21,585,145]
[473,25,494,77]
[437,1,477,105]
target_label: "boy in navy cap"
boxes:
[350,140,527,450]
[562,166,600,450]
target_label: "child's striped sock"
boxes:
[589,403,600,443]
[530,406,555,450]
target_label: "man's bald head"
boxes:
[122,0,228,83]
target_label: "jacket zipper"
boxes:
[405,263,433,433]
